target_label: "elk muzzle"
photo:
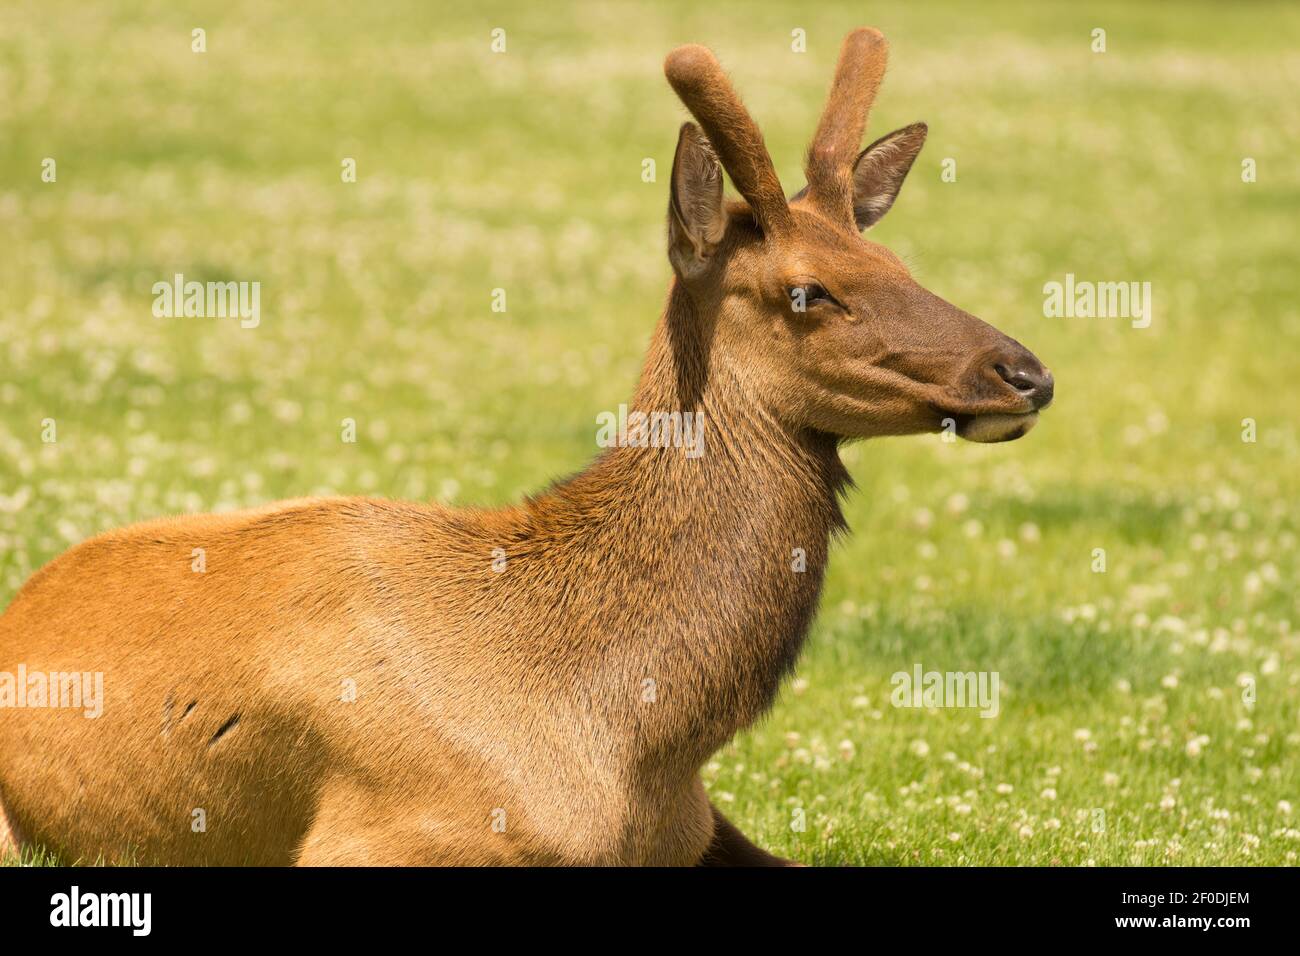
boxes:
[948,338,1054,443]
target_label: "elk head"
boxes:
[664,29,1053,443]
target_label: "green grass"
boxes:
[2,0,1298,865]
[2,846,67,867]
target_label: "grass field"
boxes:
[1,0,1298,865]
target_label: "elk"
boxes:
[0,27,1052,866]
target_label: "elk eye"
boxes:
[788,282,832,312]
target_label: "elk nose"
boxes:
[995,362,1054,409]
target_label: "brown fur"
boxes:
[0,28,1051,866]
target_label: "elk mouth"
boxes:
[945,410,1040,443]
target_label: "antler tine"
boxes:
[805,28,889,220]
[664,44,793,236]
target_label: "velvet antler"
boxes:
[664,44,793,237]
[804,28,889,223]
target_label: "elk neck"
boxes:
[519,280,851,764]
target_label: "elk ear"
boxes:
[850,122,927,230]
[668,122,726,279]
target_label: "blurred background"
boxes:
[1,1,1297,864]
